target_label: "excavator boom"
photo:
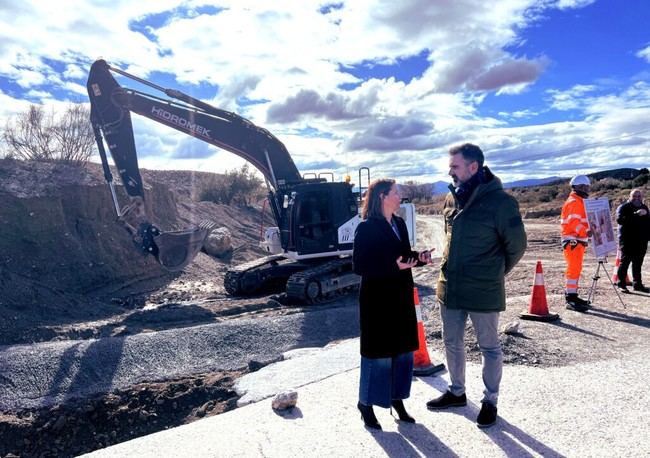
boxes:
[88,59,302,189]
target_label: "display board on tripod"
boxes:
[584,197,616,259]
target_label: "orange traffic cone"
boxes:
[413,287,446,376]
[520,261,560,322]
[612,249,631,286]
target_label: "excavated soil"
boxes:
[1,159,649,457]
[0,159,272,346]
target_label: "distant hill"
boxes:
[431,181,450,194]
[424,176,564,195]
[503,177,563,189]
[415,168,648,195]
[415,167,649,218]
[587,168,643,181]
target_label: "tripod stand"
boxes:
[587,257,626,308]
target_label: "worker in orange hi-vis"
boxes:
[560,175,593,312]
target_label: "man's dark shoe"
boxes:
[617,283,630,293]
[566,302,588,312]
[565,294,588,312]
[476,402,498,428]
[574,295,591,306]
[633,284,650,293]
[426,391,467,410]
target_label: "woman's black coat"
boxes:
[353,215,420,358]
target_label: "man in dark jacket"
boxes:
[616,188,650,293]
[426,143,527,428]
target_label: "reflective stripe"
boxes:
[534,273,544,285]
[415,303,422,322]
[561,215,588,224]
[562,237,589,243]
[565,277,578,294]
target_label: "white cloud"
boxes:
[0,0,648,183]
[636,44,650,63]
[63,64,86,79]
[24,89,52,99]
[546,84,598,111]
[0,91,31,119]
[555,0,597,9]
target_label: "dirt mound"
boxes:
[0,369,244,457]
[0,159,267,345]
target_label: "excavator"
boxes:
[87,59,415,303]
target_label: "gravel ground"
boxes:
[0,299,359,457]
[1,216,649,457]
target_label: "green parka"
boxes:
[436,168,527,311]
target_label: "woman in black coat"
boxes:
[353,178,433,430]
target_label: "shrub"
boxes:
[591,178,621,192]
[632,173,649,187]
[199,164,264,206]
[1,103,95,163]
[400,181,434,203]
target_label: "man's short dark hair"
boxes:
[449,143,484,168]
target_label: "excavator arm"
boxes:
[87,59,302,189]
[87,59,305,272]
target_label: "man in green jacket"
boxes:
[426,143,527,428]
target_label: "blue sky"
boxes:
[0,0,648,183]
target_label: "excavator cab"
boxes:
[270,180,358,257]
[291,184,350,255]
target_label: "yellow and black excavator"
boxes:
[87,59,415,302]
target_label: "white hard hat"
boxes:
[570,175,590,186]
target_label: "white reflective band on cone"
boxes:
[415,304,423,322]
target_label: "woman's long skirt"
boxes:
[358,352,414,408]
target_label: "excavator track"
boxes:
[286,258,360,304]
[224,255,284,295]
[224,255,303,296]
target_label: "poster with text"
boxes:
[584,198,617,259]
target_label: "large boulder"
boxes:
[203,227,233,258]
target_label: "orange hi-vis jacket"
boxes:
[561,191,589,244]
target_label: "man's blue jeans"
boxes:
[440,304,502,406]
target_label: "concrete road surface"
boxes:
[82,338,648,458]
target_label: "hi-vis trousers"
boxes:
[564,243,586,294]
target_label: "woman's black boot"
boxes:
[391,399,415,423]
[357,402,382,430]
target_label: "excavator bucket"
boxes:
[152,226,208,271]
[135,222,208,272]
